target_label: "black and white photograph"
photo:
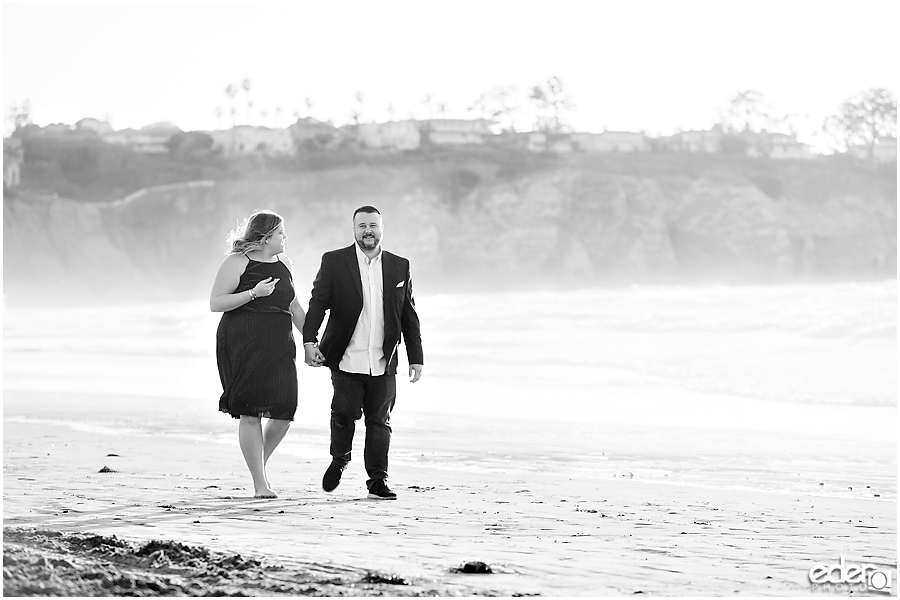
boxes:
[2,0,896,596]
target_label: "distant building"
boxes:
[527,131,546,152]
[546,133,574,153]
[489,130,531,149]
[659,129,723,153]
[766,133,814,160]
[520,131,575,153]
[208,126,295,157]
[289,117,336,148]
[874,137,898,163]
[421,119,493,145]
[75,117,113,135]
[571,131,649,153]
[357,120,420,150]
[3,137,23,187]
[849,137,897,163]
[104,123,182,154]
[742,131,813,160]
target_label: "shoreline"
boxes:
[5,418,896,596]
[4,385,896,503]
[4,286,896,595]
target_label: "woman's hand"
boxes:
[253,277,280,297]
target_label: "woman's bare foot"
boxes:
[254,487,277,499]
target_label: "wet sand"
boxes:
[4,398,895,597]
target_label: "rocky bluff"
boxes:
[3,153,895,304]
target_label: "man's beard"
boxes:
[356,234,380,251]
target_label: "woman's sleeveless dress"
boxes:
[216,257,298,420]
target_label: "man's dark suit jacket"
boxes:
[302,245,423,376]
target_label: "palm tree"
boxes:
[225,84,238,128]
[215,107,223,130]
[225,84,238,154]
[353,92,364,124]
[229,107,238,155]
[422,93,434,119]
[242,78,252,125]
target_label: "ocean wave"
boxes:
[4,283,895,407]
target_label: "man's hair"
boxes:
[353,205,381,220]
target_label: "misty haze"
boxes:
[2,1,897,597]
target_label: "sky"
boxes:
[2,0,898,149]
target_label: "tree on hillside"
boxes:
[165,131,214,161]
[529,76,575,133]
[718,90,778,133]
[824,88,897,162]
[6,100,32,136]
[469,86,522,132]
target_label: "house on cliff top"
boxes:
[659,129,724,153]
[741,131,813,160]
[290,117,337,148]
[75,117,113,135]
[356,118,495,150]
[571,131,649,153]
[208,126,295,157]
[357,120,421,150]
[104,122,182,154]
[420,119,493,145]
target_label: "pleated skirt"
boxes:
[216,310,298,421]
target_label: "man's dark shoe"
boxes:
[367,480,397,500]
[322,461,345,492]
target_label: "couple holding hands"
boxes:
[210,206,423,500]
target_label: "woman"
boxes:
[210,209,305,498]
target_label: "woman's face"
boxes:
[265,223,287,254]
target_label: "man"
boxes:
[302,205,424,500]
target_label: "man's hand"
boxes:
[304,344,325,367]
[409,364,423,383]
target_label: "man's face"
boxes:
[353,211,383,252]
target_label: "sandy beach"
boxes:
[3,285,897,596]
[3,395,896,596]
[4,398,894,596]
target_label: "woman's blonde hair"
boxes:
[226,209,284,255]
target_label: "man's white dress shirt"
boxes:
[339,244,386,375]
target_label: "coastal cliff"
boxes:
[3,154,895,304]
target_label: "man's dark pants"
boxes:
[329,369,397,488]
